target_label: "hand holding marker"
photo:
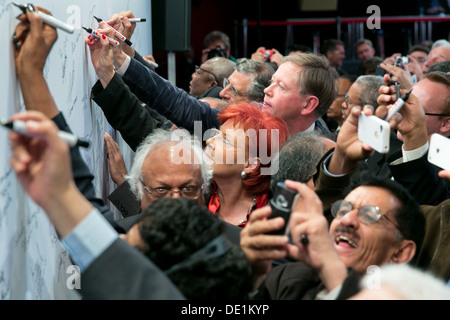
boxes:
[82,27,119,46]
[93,16,132,46]
[128,18,146,22]
[13,3,74,33]
[384,89,413,122]
[1,119,89,148]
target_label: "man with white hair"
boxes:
[423,39,450,73]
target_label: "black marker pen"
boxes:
[93,16,132,46]
[385,89,413,122]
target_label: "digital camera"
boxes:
[208,46,227,60]
[260,49,274,60]
[394,56,409,68]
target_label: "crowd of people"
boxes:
[8,5,450,301]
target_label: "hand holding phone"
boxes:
[358,113,390,154]
[428,133,450,171]
[268,182,300,235]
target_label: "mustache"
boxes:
[334,225,357,237]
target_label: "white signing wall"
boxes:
[0,0,152,299]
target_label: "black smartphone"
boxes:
[267,182,300,235]
[375,64,385,76]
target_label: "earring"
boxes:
[240,170,247,180]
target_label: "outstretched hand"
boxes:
[85,26,116,87]
[104,132,128,186]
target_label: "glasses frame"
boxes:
[194,65,219,84]
[140,179,203,200]
[344,92,357,108]
[331,199,401,231]
[223,78,246,97]
[425,113,450,117]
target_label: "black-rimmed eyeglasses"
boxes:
[425,113,450,117]
[195,65,219,84]
[223,78,246,96]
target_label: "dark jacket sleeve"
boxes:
[122,57,221,133]
[388,150,450,205]
[133,50,156,71]
[79,238,185,300]
[91,74,173,152]
[51,112,125,233]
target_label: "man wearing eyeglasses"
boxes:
[189,57,236,99]
[107,129,209,228]
[240,104,426,300]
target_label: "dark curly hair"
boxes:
[139,198,253,299]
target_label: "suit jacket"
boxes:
[91,73,173,152]
[255,261,361,300]
[194,86,223,99]
[417,200,450,281]
[388,151,450,206]
[78,238,185,300]
[366,132,403,180]
[122,57,221,134]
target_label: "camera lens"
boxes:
[207,46,226,60]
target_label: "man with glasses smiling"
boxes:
[240,104,425,300]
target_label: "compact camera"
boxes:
[260,49,274,60]
[394,56,409,68]
[267,182,300,235]
[208,46,227,60]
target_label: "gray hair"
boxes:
[270,131,327,193]
[355,75,384,109]
[431,39,450,49]
[235,58,275,102]
[125,129,213,201]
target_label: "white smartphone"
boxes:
[358,113,390,154]
[428,133,450,171]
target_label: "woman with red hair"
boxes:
[204,103,289,227]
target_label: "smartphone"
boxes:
[358,113,390,154]
[375,64,385,76]
[268,182,300,235]
[428,133,450,171]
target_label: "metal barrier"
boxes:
[240,15,450,58]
